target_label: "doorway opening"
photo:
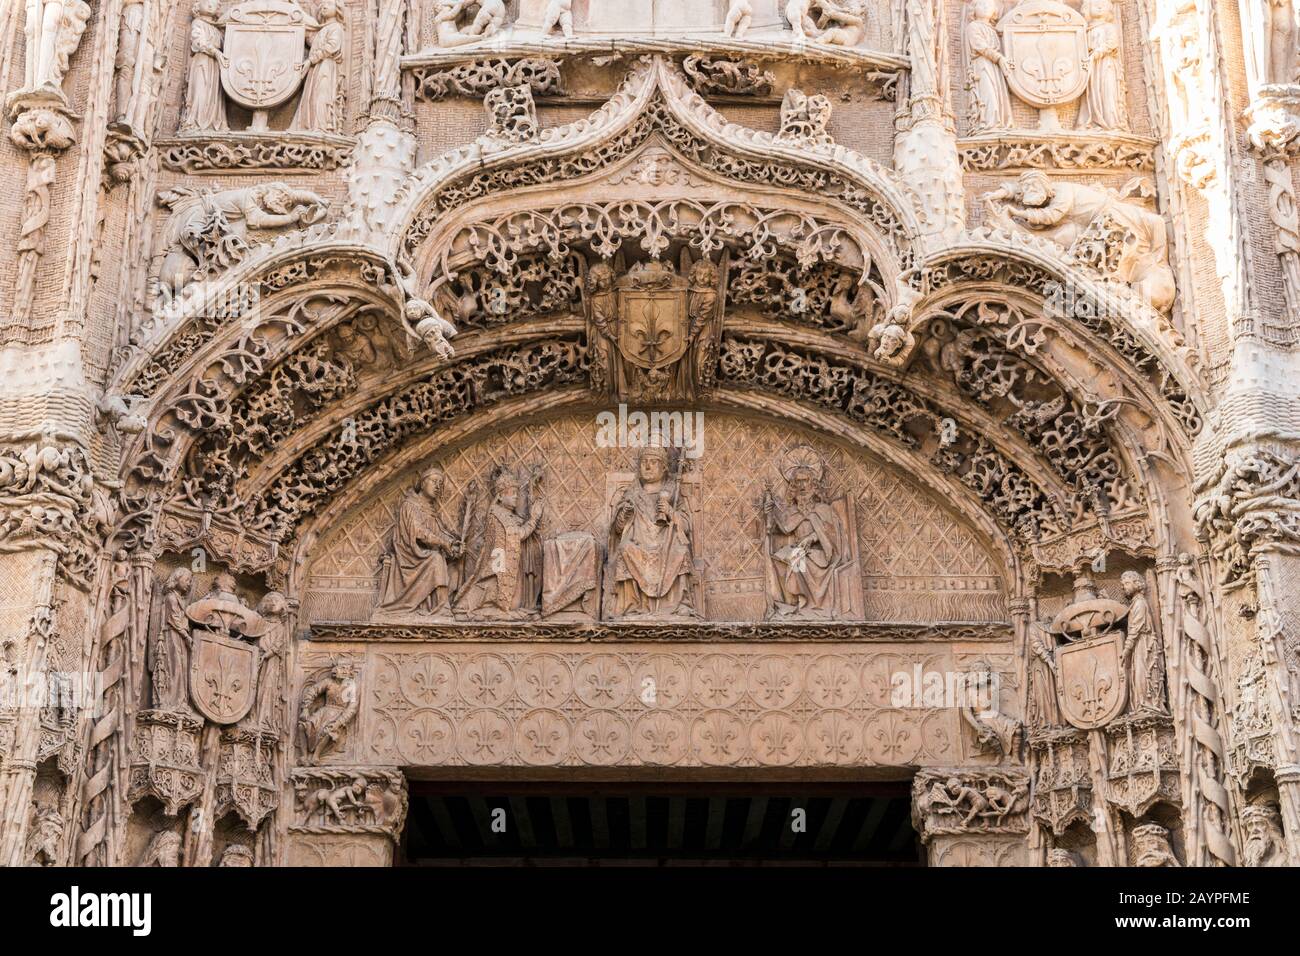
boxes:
[400,781,922,867]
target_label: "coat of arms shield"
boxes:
[999,0,1090,108]
[189,632,259,725]
[616,262,689,371]
[220,0,310,111]
[1056,632,1128,730]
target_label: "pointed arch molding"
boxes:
[113,58,1202,578]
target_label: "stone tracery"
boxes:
[0,0,1283,873]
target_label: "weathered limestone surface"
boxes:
[0,0,1295,868]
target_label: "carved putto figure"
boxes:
[22,0,92,93]
[983,172,1176,313]
[179,0,228,133]
[786,0,817,41]
[759,446,861,621]
[455,467,545,620]
[813,0,867,47]
[377,467,466,616]
[1077,0,1129,131]
[299,660,360,764]
[539,0,574,39]
[606,441,698,621]
[291,0,345,133]
[149,568,194,711]
[964,0,1012,133]
[724,0,753,39]
[1242,803,1288,866]
[433,0,506,46]
[1132,822,1180,867]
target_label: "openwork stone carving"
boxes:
[412,58,564,100]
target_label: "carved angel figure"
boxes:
[965,0,1012,133]
[291,0,346,133]
[1077,0,1129,131]
[813,0,867,47]
[179,0,227,133]
[725,0,753,38]
[786,0,817,40]
[433,0,504,46]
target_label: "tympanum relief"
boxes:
[305,414,1008,627]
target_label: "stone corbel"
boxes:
[286,768,407,867]
[911,768,1030,866]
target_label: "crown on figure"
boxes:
[1131,823,1169,840]
[492,467,521,495]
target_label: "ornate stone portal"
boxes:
[0,0,1293,870]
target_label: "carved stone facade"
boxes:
[0,0,1293,870]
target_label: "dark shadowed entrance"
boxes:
[399,781,921,866]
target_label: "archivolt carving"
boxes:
[398,58,922,272]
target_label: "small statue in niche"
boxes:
[964,0,1012,133]
[138,830,182,867]
[218,844,255,867]
[1265,0,1298,84]
[1076,0,1129,131]
[149,568,194,712]
[605,441,699,621]
[179,0,228,133]
[1132,822,1180,867]
[759,446,862,621]
[540,0,575,39]
[290,0,346,133]
[1026,619,1061,728]
[982,171,1176,314]
[299,660,360,764]
[724,0,753,39]
[22,0,92,93]
[455,467,545,620]
[113,0,146,124]
[247,591,289,734]
[377,466,467,616]
[1121,569,1168,715]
